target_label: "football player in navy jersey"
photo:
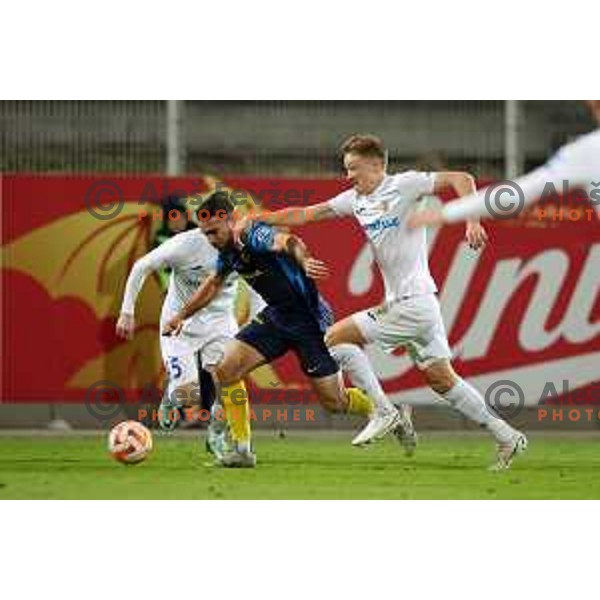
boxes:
[163,192,403,467]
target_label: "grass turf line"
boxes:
[0,433,599,499]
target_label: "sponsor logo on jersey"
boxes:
[364,216,400,233]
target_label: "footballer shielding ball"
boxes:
[108,420,153,464]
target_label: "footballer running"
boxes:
[236,134,528,470]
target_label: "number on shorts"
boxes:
[167,356,183,380]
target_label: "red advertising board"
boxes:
[2,174,599,405]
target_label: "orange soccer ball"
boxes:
[108,421,153,464]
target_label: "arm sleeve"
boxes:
[327,190,354,217]
[442,165,557,223]
[394,170,437,200]
[119,238,182,315]
[441,132,600,223]
[215,254,233,278]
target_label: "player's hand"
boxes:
[162,316,184,337]
[232,213,251,246]
[407,208,445,229]
[303,257,330,280]
[465,221,488,251]
[116,313,135,340]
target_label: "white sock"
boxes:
[329,344,395,414]
[440,378,517,444]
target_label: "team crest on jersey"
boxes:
[356,200,391,216]
[253,225,274,247]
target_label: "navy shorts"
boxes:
[236,307,339,378]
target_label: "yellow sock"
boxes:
[346,387,375,417]
[221,380,251,447]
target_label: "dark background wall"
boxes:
[1,100,594,176]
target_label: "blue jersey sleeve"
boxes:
[215,253,232,278]
[244,222,276,254]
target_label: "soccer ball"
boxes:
[108,420,153,464]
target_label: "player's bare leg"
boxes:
[422,359,527,470]
[325,317,417,450]
[308,372,351,413]
[207,340,269,468]
[308,371,400,444]
[308,370,379,414]
[213,339,268,387]
[325,315,367,346]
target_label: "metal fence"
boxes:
[1,100,594,178]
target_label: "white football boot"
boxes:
[490,433,528,471]
[216,449,257,468]
[392,404,418,457]
[352,408,401,446]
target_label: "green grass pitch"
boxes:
[1,432,599,499]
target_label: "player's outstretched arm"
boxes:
[273,231,330,280]
[254,201,337,226]
[409,165,556,227]
[162,273,224,336]
[117,244,175,340]
[442,166,560,223]
[233,201,337,243]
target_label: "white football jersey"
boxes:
[443,128,600,222]
[328,171,438,303]
[121,229,238,337]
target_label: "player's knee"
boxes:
[213,347,249,387]
[423,360,458,395]
[324,329,335,347]
[325,319,365,348]
[313,381,347,413]
[324,326,345,347]
[213,362,237,388]
[328,343,359,369]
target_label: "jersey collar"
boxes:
[358,174,390,200]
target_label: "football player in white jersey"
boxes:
[408,100,600,227]
[236,134,527,469]
[116,224,256,464]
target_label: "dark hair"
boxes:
[197,191,234,220]
[162,195,186,215]
[340,134,387,161]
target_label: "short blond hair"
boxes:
[340,134,387,161]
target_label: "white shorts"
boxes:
[353,293,452,370]
[160,327,236,388]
